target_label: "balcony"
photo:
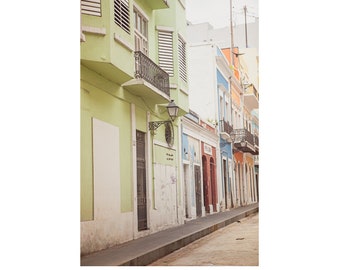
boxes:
[145,0,169,9]
[244,84,259,111]
[254,134,259,154]
[219,120,233,142]
[122,51,170,103]
[231,129,257,154]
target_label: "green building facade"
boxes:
[80,0,189,255]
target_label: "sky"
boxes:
[186,0,258,28]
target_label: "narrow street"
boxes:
[149,212,259,266]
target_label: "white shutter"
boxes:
[158,31,174,76]
[81,0,101,17]
[114,0,130,34]
[178,36,187,82]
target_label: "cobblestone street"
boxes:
[149,212,259,266]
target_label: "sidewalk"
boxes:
[80,203,259,266]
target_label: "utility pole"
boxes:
[244,5,248,48]
[229,0,234,66]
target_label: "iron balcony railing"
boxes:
[134,51,170,96]
[245,84,259,100]
[254,134,259,147]
[231,128,255,146]
[219,120,233,134]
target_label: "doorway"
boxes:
[202,156,209,212]
[183,164,190,218]
[210,157,217,212]
[223,159,228,209]
[136,130,147,231]
[194,165,202,217]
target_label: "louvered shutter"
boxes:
[178,36,187,82]
[81,0,101,17]
[114,0,130,34]
[158,31,174,76]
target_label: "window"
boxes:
[178,35,187,82]
[219,96,224,120]
[158,31,174,76]
[114,0,130,34]
[134,8,148,55]
[225,100,230,122]
[81,0,101,16]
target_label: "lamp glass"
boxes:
[167,100,179,121]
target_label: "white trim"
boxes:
[133,2,150,21]
[81,33,86,42]
[182,127,218,149]
[170,83,177,89]
[114,33,134,52]
[82,26,106,35]
[131,104,138,238]
[183,160,190,165]
[145,111,152,229]
[180,88,188,96]
[178,0,185,9]
[156,25,174,32]
[218,83,228,93]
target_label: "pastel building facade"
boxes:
[80,0,189,255]
[187,22,259,212]
[181,111,220,219]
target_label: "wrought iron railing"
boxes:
[134,51,170,96]
[254,134,259,147]
[219,120,233,134]
[231,129,255,145]
[245,85,259,100]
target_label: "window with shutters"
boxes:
[134,8,148,55]
[158,31,174,76]
[114,0,130,34]
[178,35,187,82]
[81,0,101,17]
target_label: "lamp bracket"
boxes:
[149,120,171,132]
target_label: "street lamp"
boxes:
[148,100,179,147]
[148,100,179,132]
[166,99,179,122]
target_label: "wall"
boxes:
[188,44,217,122]
[182,132,201,218]
[150,142,179,231]
[81,66,135,254]
[81,118,133,255]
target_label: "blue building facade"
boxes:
[216,67,234,210]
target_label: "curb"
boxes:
[122,206,258,265]
[81,204,258,266]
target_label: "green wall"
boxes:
[81,66,134,221]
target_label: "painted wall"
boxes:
[81,66,134,222]
[81,67,136,254]
[182,133,201,218]
[81,118,133,255]
[151,144,179,231]
[154,0,189,113]
[188,44,217,122]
